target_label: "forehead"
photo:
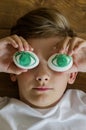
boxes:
[27,37,63,51]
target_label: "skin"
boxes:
[11,37,77,108]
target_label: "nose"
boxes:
[35,63,50,85]
[36,74,50,85]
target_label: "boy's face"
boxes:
[11,37,77,108]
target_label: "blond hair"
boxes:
[11,7,76,39]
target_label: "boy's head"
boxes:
[10,7,77,108]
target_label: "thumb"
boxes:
[65,64,78,73]
[8,63,28,75]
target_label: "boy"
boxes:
[0,7,86,130]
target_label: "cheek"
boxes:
[52,73,68,95]
[17,71,35,97]
[52,72,69,85]
[17,71,34,87]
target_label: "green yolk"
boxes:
[56,54,71,67]
[19,52,31,66]
[52,54,72,67]
[15,52,34,67]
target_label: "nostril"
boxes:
[45,78,48,80]
[36,76,50,82]
[36,77,41,81]
[37,78,48,81]
[38,78,41,81]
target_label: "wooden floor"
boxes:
[0,0,86,98]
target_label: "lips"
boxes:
[33,86,53,91]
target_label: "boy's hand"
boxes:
[0,35,33,74]
[55,37,86,73]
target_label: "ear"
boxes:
[10,74,17,82]
[67,72,78,84]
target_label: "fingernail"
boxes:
[28,48,34,51]
[31,48,34,51]
[23,69,28,72]
[14,44,18,48]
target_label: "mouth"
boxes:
[33,86,53,91]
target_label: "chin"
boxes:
[23,98,59,109]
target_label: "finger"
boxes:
[73,40,86,53]
[67,37,78,55]
[6,36,18,48]
[68,37,84,55]
[11,35,24,51]
[14,69,28,75]
[19,37,34,51]
[8,62,28,75]
[59,37,71,53]
[65,64,78,73]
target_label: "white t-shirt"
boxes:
[0,89,86,130]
